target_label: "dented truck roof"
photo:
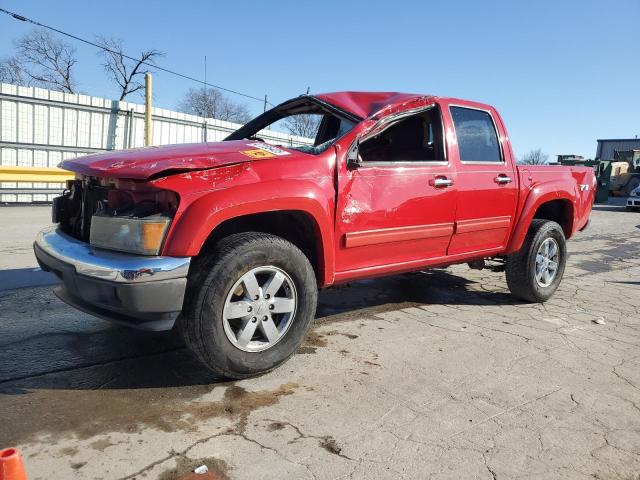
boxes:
[313,91,432,119]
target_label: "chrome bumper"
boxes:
[33,226,191,331]
[34,226,190,283]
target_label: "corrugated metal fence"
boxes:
[0,83,311,203]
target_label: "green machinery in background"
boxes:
[556,149,640,204]
[594,161,612,204]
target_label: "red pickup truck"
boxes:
[35,92,595,378]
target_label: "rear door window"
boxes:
[450,107,502,163]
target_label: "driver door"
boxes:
[334,106,457,280]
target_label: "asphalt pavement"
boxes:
[1,205,639,480]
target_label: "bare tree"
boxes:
[14,29,77,93]
[179,87,252,123]
[519,148,549,165]
[284,114,321,138]
[96,37,163,101]
[0,57,26,85]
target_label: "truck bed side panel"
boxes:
[506,165,595,254]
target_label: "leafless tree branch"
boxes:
[284,114,321,138]
[178,87,252,123]
[96,37,163,101]
[14,29,77,93]
[519,148,549,165]
[0,57,26,85]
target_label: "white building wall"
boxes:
[0,83,312,203]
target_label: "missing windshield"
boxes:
[226,98,357,155]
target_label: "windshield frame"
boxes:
[225,96,362,155]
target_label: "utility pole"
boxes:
[263,94,268,113]
[144,73,153,146]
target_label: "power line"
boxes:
[0,7,273,106]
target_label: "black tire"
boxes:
[180,232,317,379]
[505,219,567,303]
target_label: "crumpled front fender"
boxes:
[161,178,336,286]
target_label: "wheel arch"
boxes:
[506,184,576,254]
[198,210,327,285]
[162,183,335,286]
[532,199,574,237]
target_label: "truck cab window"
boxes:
[450,107,502,162]
[359,108,444,163]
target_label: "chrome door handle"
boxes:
[433,178,453,188]
[495,176,512,184]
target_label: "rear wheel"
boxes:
[181,232,317,378]
[505,219,567,303]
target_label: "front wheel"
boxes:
[180,232,317,378]
[505,219,567,303]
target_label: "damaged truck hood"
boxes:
[60,140,293,180]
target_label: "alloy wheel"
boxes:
[222,266,297,352]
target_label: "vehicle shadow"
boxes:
[316,269,516,322]
[0,269,517,396]
[0,267,56,291]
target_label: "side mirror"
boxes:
[346,139,361,169]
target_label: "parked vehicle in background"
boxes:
[610,149,640,196]
[34,92,596,378]
[627,185,640,211]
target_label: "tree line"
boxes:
[0,28,252,123]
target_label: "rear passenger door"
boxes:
[445,105,518,255]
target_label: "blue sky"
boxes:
[1,0,638,159]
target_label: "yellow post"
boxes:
[145,73,153,146]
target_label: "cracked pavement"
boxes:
[0,205,639,479]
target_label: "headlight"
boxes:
[90,215,171,255]
[631,188,640,197]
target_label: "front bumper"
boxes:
[627,197,640,208]
[34,226,191,331]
